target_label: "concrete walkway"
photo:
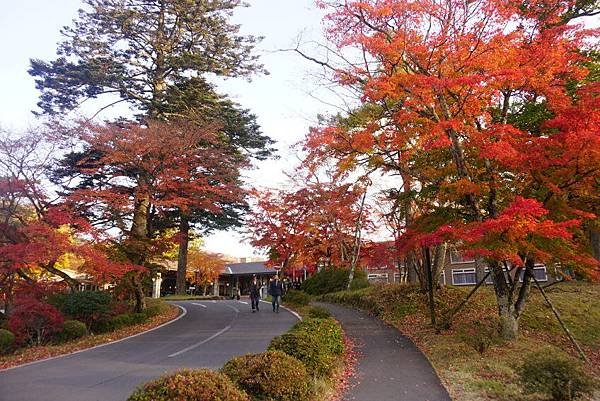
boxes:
[317,302,452,401]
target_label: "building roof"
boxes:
[222,261,277,276]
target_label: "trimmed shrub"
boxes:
[143,303,164,318]
[50,291,112,328]
[302,268,350,295]
[518,350,596,401]
[222,351,311,401]
[7,298,64,345]
[348,269,370,291]
[269,331,336,377]
[282,290,310,306]
[128,369,249,401]
[0,329,15,353]
[111,314,134,329]
[58,320,87,342]
[302,268,370,295]
[90,318,115,333]
[130,313,148,324]
[307,306,331,319]
[292,318,344,356]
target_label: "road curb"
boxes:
[259,300,302,321]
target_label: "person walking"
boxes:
[269,275,284,313]
[249,275,261,313]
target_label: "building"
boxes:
[362,242,559,286]
[215,261,277,298]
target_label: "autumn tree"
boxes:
[186,248,226,295]
[248,174,369,276]
[302,0,600,339]
[34,0,275,295]
[52,120,246,309]
[0,130,135,315]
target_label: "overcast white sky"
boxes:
[0,1,341,259]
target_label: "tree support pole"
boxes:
[440,270,491,329]
[532,276,590,364]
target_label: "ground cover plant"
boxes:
[320,282,600,401]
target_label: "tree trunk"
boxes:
[347,188,368,290]
[131,190,150,241]
[131,274,147,313]
[423,247,437,329]
[498,304,519,340]
[589,228,600,261]
[176,215,190,295]
[129,180,152,312]
[489,259,519,340]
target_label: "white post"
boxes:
[152,272,162,298]
[213,277,219,296]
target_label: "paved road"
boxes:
[0,300,298,401]
[317,303,452,401]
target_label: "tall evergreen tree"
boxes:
[34,0,275,298]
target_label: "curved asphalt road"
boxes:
[0,300,298,401]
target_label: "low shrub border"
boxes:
[128,369,250,401]
[265,310,355,401]
[222,350,312,401]
[0,300,180,370]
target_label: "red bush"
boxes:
[7,297,64,345]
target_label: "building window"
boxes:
[484,267,506,284]
[450,250,475,264]
[452,268,477,285]
[519,265,548,282]
[367,273,388,281]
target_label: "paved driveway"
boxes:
[0,300,297,401]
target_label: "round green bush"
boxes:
[307,306,331,319]
[348,269,370,291]
[143,304,164,318]
[301,268,350,295]
[111,314,134,329]
[282,290,311,306]
[222,351,311,401]
[518,350,596,401]
[90,318,115,333]
[0,329,15,353]
[128,369,249,401]
[269,331,336,377]
[50,291,112,328]
[292,318,344,356]
[58,320,87,342]
[130,313,148,324]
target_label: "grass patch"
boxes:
[320,282,600,401]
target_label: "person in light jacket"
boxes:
[269,276,284,313]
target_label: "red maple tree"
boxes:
[302,0,599,338]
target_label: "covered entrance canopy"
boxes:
[217,261,277,298]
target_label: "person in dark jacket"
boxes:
[249,275,261,313]
[269,276,284,312]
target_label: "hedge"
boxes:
[128,369,249,401]
[222,350,312,401]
